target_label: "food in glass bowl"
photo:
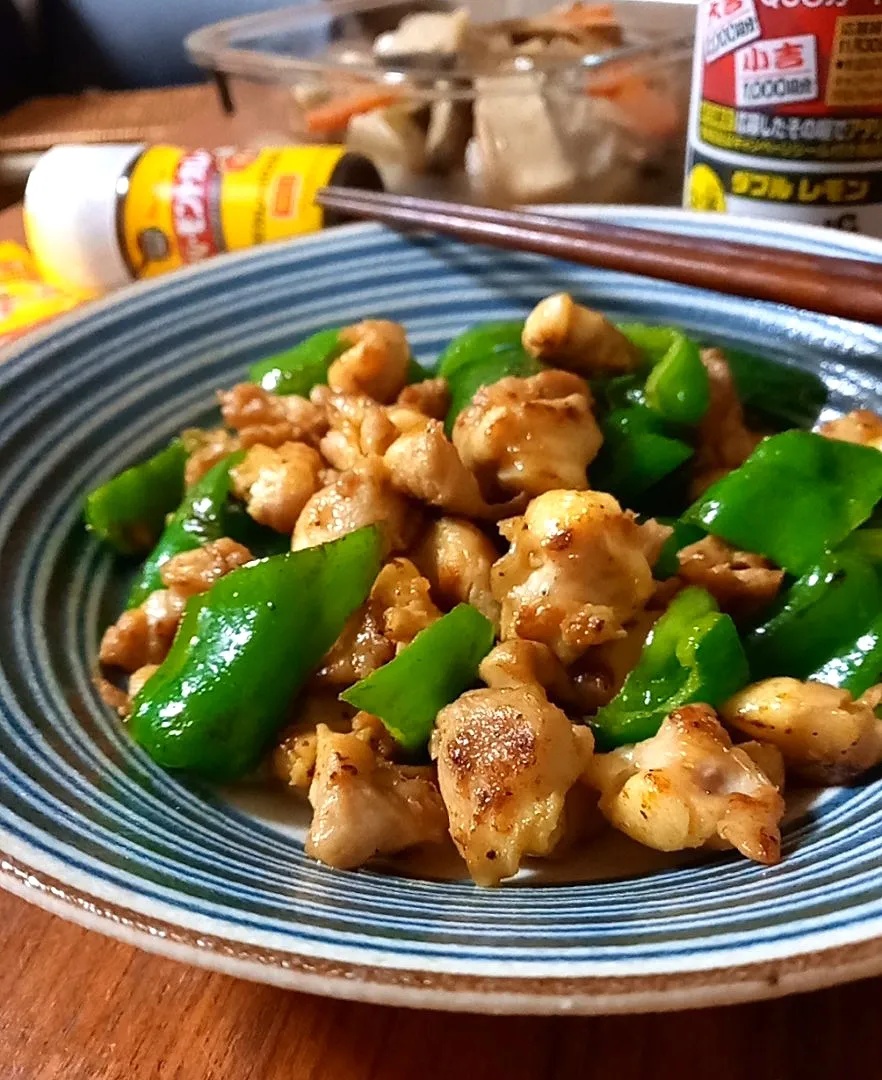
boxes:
[187,0,692,207]
[90,297,882,886]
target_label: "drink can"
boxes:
[684,0,882,236]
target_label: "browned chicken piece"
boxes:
[159,538,253,595]
[383,416,521,519]
[350,710,398,757]
[636,516,675,567]
[568,609,660,712]
[319,392,398,471]
[412,517,500,623]
[128,664,159,704]
[431,685,594,885]
[327,320,411,403]
[101,539,254,672]
[721,678,882,785]
[739,740,787,791]
[452,371,603,498]
[677,535,783,619]
[307,723,448,869]
[317,558,440,687]
[691,348,762,497]
[231,442,323,533]
[98,588,187,672]
[292,457,421,555]
[521,294,639,374]
[94,676,129,716]
[181,427,241,487]
[396,377,450,420]
[219,383,327,449]
[478,639,581,710]
[371,556,441,644]
[587,704,785,865]
[273,694,359,792]
[820,409,882,451]
[492,489,661,663]
[863,684,882,711]
[315,601,394,687]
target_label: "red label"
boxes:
[170,150,220,264]
[734,34,818,105]
[701,0,882,114]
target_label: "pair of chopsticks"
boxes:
[316,187,882,326]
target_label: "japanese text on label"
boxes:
[704,0,762,62]
[735,34,818,106]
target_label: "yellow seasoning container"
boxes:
[24,144,382,291]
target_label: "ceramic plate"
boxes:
[2,209,882,1015]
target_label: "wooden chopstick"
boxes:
[316,187,882,325]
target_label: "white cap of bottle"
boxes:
[24,143,145,292]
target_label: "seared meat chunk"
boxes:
[522,293,638,373]
[492,489,660,662]
[328,320,411,403]
[307,724,448,869]
[219,383,326,449]
[691,349,761,497]
[452,371,602,498]
[431,685,593,884]
[721,678,882,785]
[677,535,783,619]
[412,516,499,623]
[588,705,784,864]
[293,458,420,555]
[231,442,323,533]
[820,409,882,451]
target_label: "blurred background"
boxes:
[0,0,695,206]
[2,0,298,98]
[0,0,695,335]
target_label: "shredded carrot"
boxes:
[557,3,618,28]
[304,90,403,135]
[586,70,681,139]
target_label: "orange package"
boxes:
[0,242,93,347]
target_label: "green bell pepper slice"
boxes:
[341,603,495,752]
[683,430,882,575]
[406,357,432,383]
[809,613,882,700]
[437,321,525,379]
[590,587,749,750]
[130,526,383,780]
[127,451,245,608]
[251,329,428,395]
[591,407,693,504]
[722,348,827,431]
[745,550,882,681]
[249,328,346,395]
[592,372,647,413]
[437,320,541,432]
[84,440,187,555]
[618,324,710,426]
[444,348,543,434]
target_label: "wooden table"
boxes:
[2,171,882,1080]
[3,890,882,1080]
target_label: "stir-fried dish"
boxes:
[298,3,687,206]
[89,296,882,885]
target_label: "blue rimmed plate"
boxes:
[2,208,882,1014]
